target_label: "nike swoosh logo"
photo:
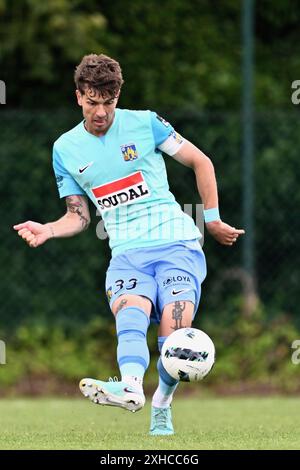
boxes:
[124,387,135,393]
[171,288,191,296]
[79,161,94,174]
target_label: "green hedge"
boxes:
[1,299,299,394]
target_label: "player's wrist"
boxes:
[46,223,55,239]
[204,207,220,223]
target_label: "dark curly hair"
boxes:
[74,54,124,97]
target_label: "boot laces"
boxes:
[108,376,119,382]
[154,408,169,429]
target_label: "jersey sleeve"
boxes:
[52,145,86,198]
[150,111,185,156]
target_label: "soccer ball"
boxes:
[161,328,215,382]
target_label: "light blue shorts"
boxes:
[105,239,207,324]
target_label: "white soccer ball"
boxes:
[161,328,215,382]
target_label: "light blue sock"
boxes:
[152,336,179,407]
[116,307,150,385]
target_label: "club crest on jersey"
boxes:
[92,171,150,212]
[121,143,138,161]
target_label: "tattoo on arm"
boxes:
[171,301,186,330]
[66,196,90,230]
[115,299,128,314]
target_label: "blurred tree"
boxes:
[0,0,108,107]
[99,0,242,110]
[102,0,300,110]
[1,0,300,109]
[255,0,300,107]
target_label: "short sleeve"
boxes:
[150,112,185,156]
[53,145,86,198]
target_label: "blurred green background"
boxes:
[0,0,300,394]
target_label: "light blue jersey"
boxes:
[53,109,201,256]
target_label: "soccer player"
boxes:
[14,54,245,436]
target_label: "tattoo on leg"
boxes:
[66,196,89,230]
[171,301,186,330]
[115,299,128,314]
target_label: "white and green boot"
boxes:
[79,377,145,413]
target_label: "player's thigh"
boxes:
[106,259,157,317]
[158,300,195,336]
[112,294,152,317]
[155,241,206,323]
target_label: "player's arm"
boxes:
[173,139,245,245]
[13,195,90,248]
[151,112,245,245]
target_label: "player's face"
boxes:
[76,88,119,137]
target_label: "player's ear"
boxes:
[76,89,83,106]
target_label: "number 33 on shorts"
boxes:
[110,278,138,296]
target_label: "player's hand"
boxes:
[13,221,53,248]
[206,220,245,246]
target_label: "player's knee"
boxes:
[112,294,152,316]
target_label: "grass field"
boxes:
[0,396,299,450]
